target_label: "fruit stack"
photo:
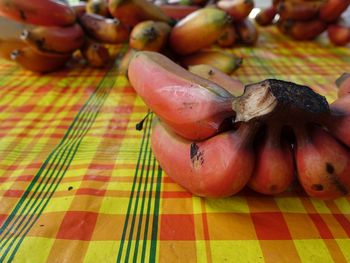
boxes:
[128,51,350,200]
[255,0,350,45]
[127,0,259,74]
[0,0,260,73]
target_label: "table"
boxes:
[0,26,350,263]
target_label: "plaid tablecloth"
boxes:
[1,27,350,263]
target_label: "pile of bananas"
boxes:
[128,51,350,200]
[0,0,259,73]
[255,0,350,45]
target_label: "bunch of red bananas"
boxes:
[0,0,260,74]
[128,51,350,200]
[255,0,350,45]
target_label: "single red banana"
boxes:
[80,40,110,68]
[248,123,295,195]
[151,119,257,197]
[217,24,238,47]
[319,0,350,22]
[327,23,350,46]
[285,19,327,40]
[295,125,350,200]
[217,0,254,21]
[10,47,71,73]
[128,51,234,140]
[169,7,231,55]
[78,13,129,44]
[129,20,171,52]
[255,6,277,26]
[20,23,85,54]
[158,4,200,20]
[0,0,76,26]
[188,64,244,97]
[108,0,173,27]
[235,18,258,45]
[0,38,27,60]
[86,0,110,17]
[277,0,323,21]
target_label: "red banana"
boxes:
[129,20,171,52]
[10,46,71,73]
[80,40,110,68]
[86,0,110,17]
[295,125,350,199]
[217,0,254,21]
[277,0,323,21]
[20,23,85,54]
[235,19,258,45]
[319,0,350,22]
[327,23,350,46]
[158,4,200,20]
[285,19,327,40]
[255,6,277,26]
[248,123,295,195]
[151,119,258,197]
[128,51,234,140]
[0,38,27,60]
[0,0,76,26]
[169,7,231,55]
[108,0,173,27]
[217,24,238,47]
[188,64,244,97]
[79,13,129,44]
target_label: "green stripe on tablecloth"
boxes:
[116,112,163,263]
[149,165,162,262]
[140,157,158,262]
[116,112,152,262]
[0,47,127,262]
[124,113,153,262]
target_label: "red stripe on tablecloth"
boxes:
[309,214,334,239]
[333,214,350,237]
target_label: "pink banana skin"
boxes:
[248,124,295,195]
[151,119,257,197]
[128,51,235,140]
[295,125,350,199]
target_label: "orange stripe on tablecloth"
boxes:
[161,191,192,198]
[323,239,348,263]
